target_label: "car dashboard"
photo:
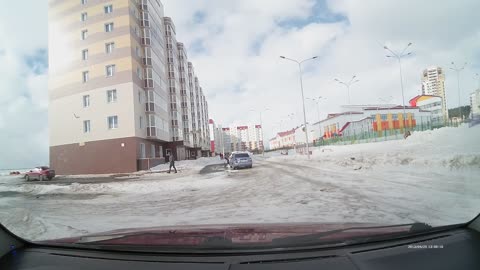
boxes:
[1,226,480,270]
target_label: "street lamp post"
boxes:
[280,55,318,159]
[450,62,467,121]
[334,76,359,105]
[306,96,326,146]
[334,76,359,138]
[384,42,412,133]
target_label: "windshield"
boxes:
[0,0,479,250]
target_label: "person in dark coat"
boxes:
[167,154,177,173]
[225,154,229,165]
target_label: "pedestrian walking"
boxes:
[225,154,229,165]
[168,154,177,173]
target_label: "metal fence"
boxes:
[314,117,469,147]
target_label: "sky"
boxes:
[1,0,480,169]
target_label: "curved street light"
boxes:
[279,56,319,159]
[334,76,359,105]
[384,42,413,132]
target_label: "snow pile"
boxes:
[1,173,235,197]
[269,126,480,170]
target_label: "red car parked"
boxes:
[24,166,56,181]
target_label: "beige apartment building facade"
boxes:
[48,0,210,174]
[422,66,448,122]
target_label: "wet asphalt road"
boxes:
[199,163,229,174]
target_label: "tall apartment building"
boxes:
[212,126,232,155]
[422,66,448,121]
[471,89,480,118]
[212,124,263,154]
[208,119,215,154]
[48,0,210,174]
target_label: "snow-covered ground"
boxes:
[0,126,479,241]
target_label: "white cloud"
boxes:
[0,1,48,169]
[163,0,480,140]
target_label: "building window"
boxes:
[81,49,88,60]
[158,145,163,157]
[136,67,142,79]
[139,116,143,129]
[83,120,91,133]
[81,30,88,40]
[107,89,117,103]
[82,95,90,107]
[81,12,88,21]
[108,116,118,129]
[105,22,114,32]
[150,144,156,158]
[105,42,115,54]
[135,46,140,58]
[82,71,89,83]
[106,64,115,77]
[104,5,113,14]
[140,143,146,158]
[81,0,87,5]
[138,91,142,103]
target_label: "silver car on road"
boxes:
[229,152,253,169]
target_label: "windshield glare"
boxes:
[0,0,479,249]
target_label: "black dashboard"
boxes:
[1,227,480,270]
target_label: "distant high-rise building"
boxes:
[470,89,480,118]
[211,123,263,154]
[422,66,448,121]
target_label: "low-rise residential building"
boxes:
[269,129,296,150]
[311,105,434,141]
[409,95,444,126]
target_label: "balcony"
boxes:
[141,37,151,45]
[143,57,152,66]
[145,102,155,113]
[144,79,153,88]
[146,127,156,137]
[141,20,150,27]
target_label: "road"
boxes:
[0,155,478,241]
